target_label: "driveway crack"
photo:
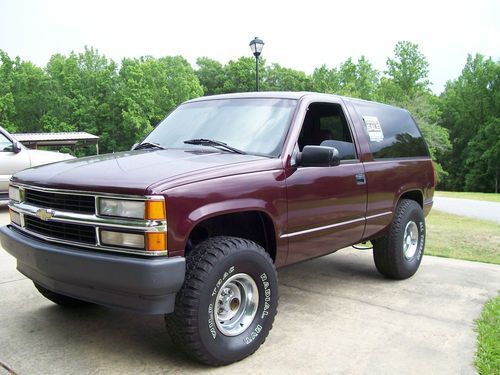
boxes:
[0,360,17,375]
[0,277,27,285]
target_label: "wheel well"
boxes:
[186,211,277,262]
[399,190,423,207]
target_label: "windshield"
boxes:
[143,98,297,157]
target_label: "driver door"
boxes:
[284,100,367,264]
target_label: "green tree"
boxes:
[353,56,380,100]
[117,55,203,148]
[0,50,16,131]
[376,42,450,182]
[441,54,500,192]
[2,44,494,192]
[74,48,119,153]
[310,64,340,94]
[222,57,260,93]
[338,58,357,95]
[159,56,203,106]
[196,57,225,96]
[386,41,429,97]
[44,47,119,154]
[43,52,80,133]
[404,94,451,181]
[378,41,430,103]
[338,56,379,99]
[10,60,49,132]
[465,118,500,193]
[263,63,311,91]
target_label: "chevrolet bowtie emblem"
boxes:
[36,208,55,221]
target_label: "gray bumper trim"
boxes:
[0,225,185,314]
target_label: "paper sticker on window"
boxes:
[363,116,384,142]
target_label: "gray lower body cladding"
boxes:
[0,225,185,314]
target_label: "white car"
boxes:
[0,126,75,199]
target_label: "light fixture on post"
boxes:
[249,37,264,92]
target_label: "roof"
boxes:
[185,91,405,111]
[186,91,341,103]
[13,132,99,146]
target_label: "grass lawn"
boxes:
[435,191,500,203]
[426,210,500,265]
[475,296,500,375]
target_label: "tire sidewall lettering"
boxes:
[416,219,425,261]
[208,265,235,339]
[211,265,235,298]
[167,238,278,365]
[204,257,276,352]
[260,273,271,320]
[403,207,425,264]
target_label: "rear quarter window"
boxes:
[353,100,429,159]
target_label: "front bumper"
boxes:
[0,225,185,314]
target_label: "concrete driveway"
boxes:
[434,196,500,223]
[1,207,499,375]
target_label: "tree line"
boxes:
[0,42,498,192]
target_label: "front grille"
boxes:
[25,216,97,244]
[24,189,95,214]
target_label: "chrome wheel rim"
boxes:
[403,221,419,260]
[214,273,259,336]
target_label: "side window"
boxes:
[354,100,429,159]
[0,133,13,152]
[298,102,356,160]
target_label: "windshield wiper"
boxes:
[134,142,166,150]
[183,139,246,154]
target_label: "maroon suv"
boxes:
[2,92,435,365]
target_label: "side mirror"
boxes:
[131,143,139,151]
[13,141,22,153]
[297,146,340,167]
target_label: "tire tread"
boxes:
[373,199,424,279]
[165,236,277,366]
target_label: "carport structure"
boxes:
[13,132,100,154]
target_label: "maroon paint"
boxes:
[11,92,435,268]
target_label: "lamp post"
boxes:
[249,37,264,92]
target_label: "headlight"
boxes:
[98,197,166,220]
[99,198,145,219]
[8,185,23,203]
[98,196,167,253]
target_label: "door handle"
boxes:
[355,173,366,185]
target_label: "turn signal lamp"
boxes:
[145,200,166,220]
[146,232,167,251]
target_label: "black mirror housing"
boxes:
[297,146,340,167]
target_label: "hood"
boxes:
[12,149,282,195]
[28,149,75,166]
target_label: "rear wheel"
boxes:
[165,236,278,366]
[373,199,425,279]
[34,283,92,308]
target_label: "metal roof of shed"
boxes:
[13,132,99,144]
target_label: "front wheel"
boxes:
[165,236,278,366]
[372,199,426,279]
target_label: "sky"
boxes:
[0,0,498,94]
